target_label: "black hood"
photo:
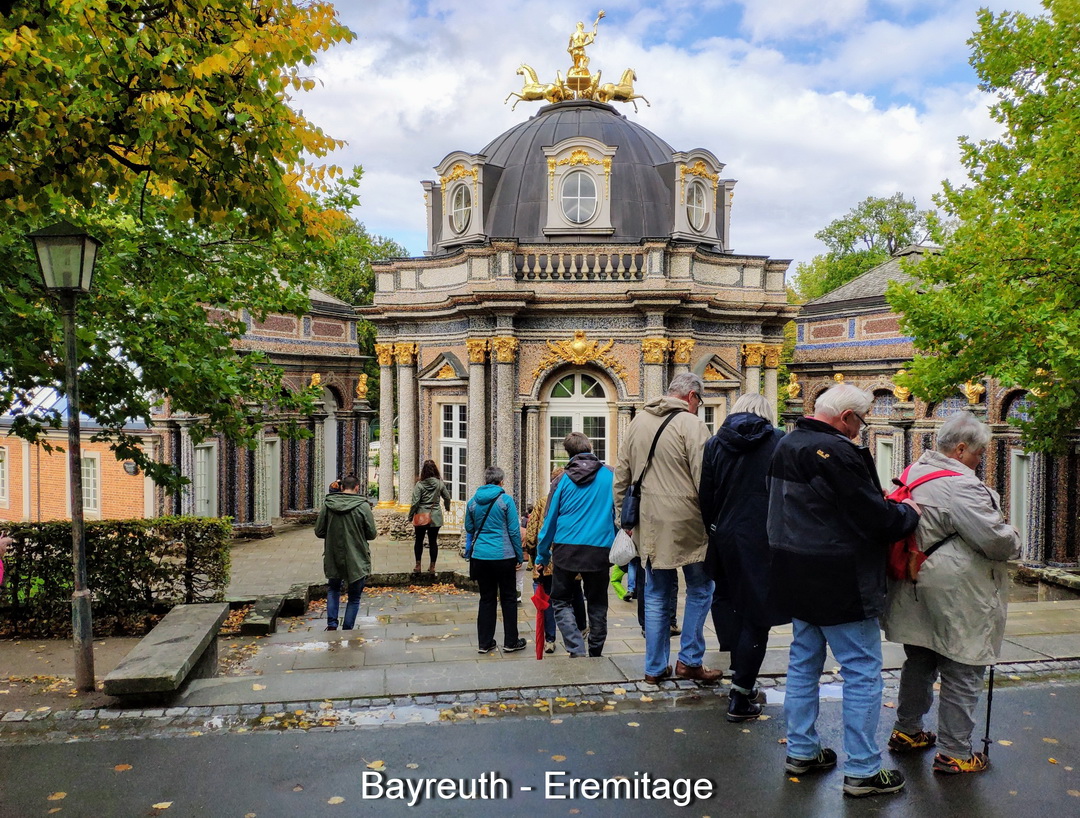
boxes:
[565,452,604,485]
[715,412,776,453]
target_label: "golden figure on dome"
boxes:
[506,10,647,110]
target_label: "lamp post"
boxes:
[27,220,102,692]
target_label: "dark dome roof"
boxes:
[480,100,676,243]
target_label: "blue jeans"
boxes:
[327,577,365,630]
[785,617,884,777]
[644,560,713,677]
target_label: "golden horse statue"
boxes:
[597,68,650,112]
[505,64,569,110]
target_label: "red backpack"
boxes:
[886,465,960,582]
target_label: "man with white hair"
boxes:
[767,383,921,798]
[615,372,721,686]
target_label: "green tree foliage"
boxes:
[310,216,406,410]
[0,1,359,488]
[887,0,1079,452]
[792,193,933,301]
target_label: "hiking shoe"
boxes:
[544,640,556,654]
[477,642,497,654]
[503,638,527,652]
[889,729,937,753]
[644,665,673,685]
[933,751,989,775]
[784,747,838,775]
[843,768,906,798]
[675,660,722,686]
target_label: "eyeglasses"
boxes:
[851,411,868,430]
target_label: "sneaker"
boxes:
[477,642,497,654]
[784,747,838,775]
[726,690,763,722]
[933,751,989,775]
[503,638,527,652]
[889,729,937,753]
[544,640,556,654]
[842,768,906,798]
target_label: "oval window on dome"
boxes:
[687,181,708,232]
[561,170,598,224]
[451,184,471,234]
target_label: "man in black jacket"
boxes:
[767,384,920,798]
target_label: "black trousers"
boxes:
[551,565,608,657]
[471,557,519,648]
[413,524,440,564]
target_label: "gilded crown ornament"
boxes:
[786,373,802,400]
[533,330,626,379]
[892,370,912,402]
[505,11,650,112]
[355,374,368,401]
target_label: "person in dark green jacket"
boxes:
[408,459,452,574]
[315,475,377,631]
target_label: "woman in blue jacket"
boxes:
[465,466,526,654]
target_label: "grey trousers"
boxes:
[551,566,608,658]
[895,643,986,758]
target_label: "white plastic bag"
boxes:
[609,529,637,567]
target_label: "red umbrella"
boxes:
[531,579,550,660]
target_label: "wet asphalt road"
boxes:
[1,681,1078,818]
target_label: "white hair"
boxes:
[667,372,705,399]
[936,412,992,453]
[813,383,872,419]
[731,393,775,425]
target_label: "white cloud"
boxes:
[295,0,1044,269]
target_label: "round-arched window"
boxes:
[547,371,608,473]
[561,171,598,224]
[451,184,471,234]
[686,181,707,232]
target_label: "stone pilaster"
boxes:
[175,419,195,515]
[466,339,489,495]
[524,403,540,505]
[490,336,519,488]
[394,342,419,512]
[311,404,327,501]
[252,426,269,527]
[642,338,668,402]
[375,342,396,507]
[354,400,375,500]
[742,343,764,395]
[762,344,782,409]
[1023,452,1046,565]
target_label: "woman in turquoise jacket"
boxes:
[464,466,525,654]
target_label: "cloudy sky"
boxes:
[298,0,1045,271]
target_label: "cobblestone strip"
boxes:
[2,659,1079,746]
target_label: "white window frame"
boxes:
[450,184,471,234]
[1010,449,1031,551]
[686,180,708,232]
[194,443,218,518]
[439,403,468,502]
[0,446,8,508]
[875,437,895,488]
[560,170,598,224]
[545,371,610,474]
[542,138,617,237]
[81,452,100,519]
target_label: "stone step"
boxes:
[240,595,285,636]
[281,583,312,617]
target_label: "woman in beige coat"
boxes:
[883,412,1020,775]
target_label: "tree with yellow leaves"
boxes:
[0,1,368,487]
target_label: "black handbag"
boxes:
[620,412,679,529]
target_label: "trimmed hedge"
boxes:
[0,516,231,637]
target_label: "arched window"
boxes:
[450,184,471,234]
[1005,393,1034,424]
[869,390,896,419]
[546,371,608,474]
[931,395,968,419]
[686,181,707,232]
[561,171,598,224]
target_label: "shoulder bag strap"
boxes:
[634,411,680,490]
[474,489,505,541]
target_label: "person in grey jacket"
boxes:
[408,459,452,574]
[883,412,1020,775]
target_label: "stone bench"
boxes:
[103,603,230,699]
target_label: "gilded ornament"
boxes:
[490,336,519,363]
[439,163,479,210]
[393,342,418,366]
[892,370,912,402]
[1031,368,1050,398]
[671,338,696,365]
[355,374,368,401]
[679,160,719,203]
[642,338,669,365]
[703,364,726,382]
[436,363,456,379]
[374,343,395,367]
[833,373,845,383]
[595,68,650,112]
[963,380,986,405]
[741,344,764,368]
[466,339,489,364]
[762,344,782,369]
[786,373,802,400]
[532,330,625,379]
[309,373,322,388]
[566,11,605,90]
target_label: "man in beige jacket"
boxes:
[614,372,721,685]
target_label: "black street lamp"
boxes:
[27,220,102,692]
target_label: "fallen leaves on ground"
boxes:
[640,695,653,703]
[327,796,345,805]
[113,764,132,772]
[674,728,685,734]
[252,684,266,691]
[789,777,800,783]
[1049,758,1059,764]
[552,755,566,762]
[1067,790,1080,798]
[627,722,640,728]
[292,786,303,792]
[46,793,66,801]
[406,763,419,769]
[998,740,1013,746]
[219,606,253,636]
[151,802,172,810]
[1043,737,1059,744]
[366,760,386,771]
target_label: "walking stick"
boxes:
[981,666,995,758]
